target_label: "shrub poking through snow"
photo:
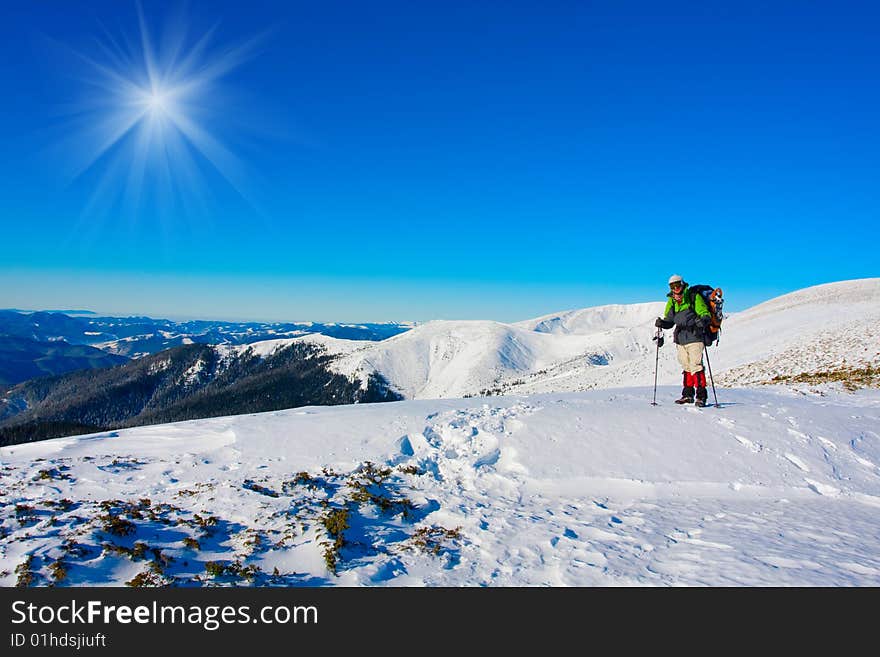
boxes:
[103,541,149,560]
[319,506,351,575]
[204,560,260,582]
[126,571,166,587]
[14,555,35,587]
[1,457,465,585]
[769,365,880,391]
[243,479,279,497]
[407,526,463,556]
[15,504,37,525]
[99,513,135,537]
[49,559,68,582]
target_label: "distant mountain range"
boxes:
[3,308,97,315]
[0,309,413,384]
[0,337,400,446]
[0,336,128,385]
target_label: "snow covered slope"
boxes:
[2,386,879,586]
[217,332,368,360]
[329,320,605,399]
[328,307,666,398]
[322,279,880,398]
[515,302,663,335]
[714,279,880,386]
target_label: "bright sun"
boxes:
[61,5,263,217]
[146,89,168,114]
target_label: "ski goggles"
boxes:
[669,282,684,290]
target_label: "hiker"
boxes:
[655,274,712,406]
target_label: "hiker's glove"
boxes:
[654,317,664,328]
[697,316,710,331]
[655,318,672,329]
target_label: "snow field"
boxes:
[2,386,879,586]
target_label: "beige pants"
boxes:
[676,342,704,373]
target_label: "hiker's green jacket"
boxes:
[659,285,710,345]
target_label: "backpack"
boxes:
[688,284,724,346]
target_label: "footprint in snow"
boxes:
[550,529,579,547]
[398,436,414,456]
[473,447,501,469]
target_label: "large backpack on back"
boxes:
[688,284,724,346]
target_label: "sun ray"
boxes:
[57,7,265,226]
[136,3,161,93]
[163,105,250,199]
[67,109,148,180]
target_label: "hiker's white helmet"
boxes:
[668,274,684,286]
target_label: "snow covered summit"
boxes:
[326,278,880,398]
[714,278,880,386]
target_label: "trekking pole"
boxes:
[651,326,664,406]
[703,345,719,407]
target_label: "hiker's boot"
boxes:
[675,386,695,404]
[695,387,708,407]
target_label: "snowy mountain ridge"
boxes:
[195,278,879,399]
[311,278,879,398]
[514,301,664,335]
[143,278,877,400]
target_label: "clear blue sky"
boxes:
[0,0,877,322]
